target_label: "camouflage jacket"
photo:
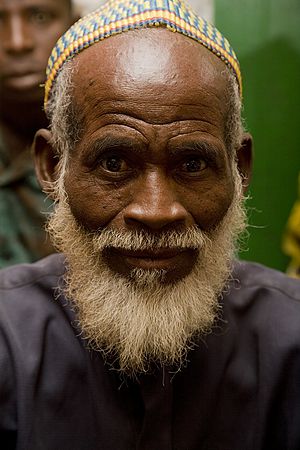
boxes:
[0,133,53,268]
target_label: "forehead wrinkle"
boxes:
[79,78,228,109]
[79,113,225,147]
[167,130,227,152]
[70,30,230,148]
[76,97,226,128]
[74,71,228,123]
[80,118,150,147]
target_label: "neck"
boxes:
[0,99,48,160]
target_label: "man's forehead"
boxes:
[72,29,230,109]
[68,29,230,143]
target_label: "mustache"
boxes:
[89,226,211,253]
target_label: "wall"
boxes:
[215,0,300,270]
[74,0,214,20]
[73,0,100,14]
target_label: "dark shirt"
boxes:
[0,254,300,450]
[0,135,53,268]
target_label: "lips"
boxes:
[118,248,185,259]
[2,70,43,90]
[107,247,196,271]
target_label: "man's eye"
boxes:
[101,156,128,173]
[182,157,207,173]
[30,10,53,25]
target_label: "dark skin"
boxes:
[34,29,252,282]
[0,0,77,160]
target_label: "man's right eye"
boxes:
[29,8,54,25]
[101,156,129,173]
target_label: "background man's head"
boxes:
[0,0,76,105]
[34,0,252,376]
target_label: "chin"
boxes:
[47,199,243,376]
[1,85,44,105]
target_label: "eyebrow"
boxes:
[168,140,225,163]
[83,134,146,164]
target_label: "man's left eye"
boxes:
[182,157,207,173]
[30,9,53,25]
[101,156,128,173]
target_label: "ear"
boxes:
[235,132,253,194]
[33,128,60,199]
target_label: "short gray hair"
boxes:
[46,61,79,157]
[223,70,244,155]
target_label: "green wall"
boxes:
[215,0,300,271]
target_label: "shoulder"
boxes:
[225,260,300,343]
[0,253,80,372]
[0,254,66,325]
[234,260,299,294]
[0,254,84,434]
[0,253,65,291]
[230,260,300,303]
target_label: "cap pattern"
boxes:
[44,0,242,108]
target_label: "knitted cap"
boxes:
[44,0,242,109]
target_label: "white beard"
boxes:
[48,165,246,377]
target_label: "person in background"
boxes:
[1,0,300,448]
[0,0,78,267]
[282,173,300,278]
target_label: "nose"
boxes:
[3,15,34,54]
[123,170,190,231]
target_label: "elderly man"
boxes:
[1,0,300,448]
[0,0,78,267]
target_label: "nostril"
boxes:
[5,18,34,53]
[123,202,189,230]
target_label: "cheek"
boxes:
[185,180,235,230]
[64,171,129,231]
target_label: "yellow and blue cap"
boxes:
[44,0,242,108]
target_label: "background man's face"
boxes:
[62,29,236,283]
[0,0,73,103]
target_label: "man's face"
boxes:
[35,29,250,374]
[63,29,236,284]
[0,0,73,103]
